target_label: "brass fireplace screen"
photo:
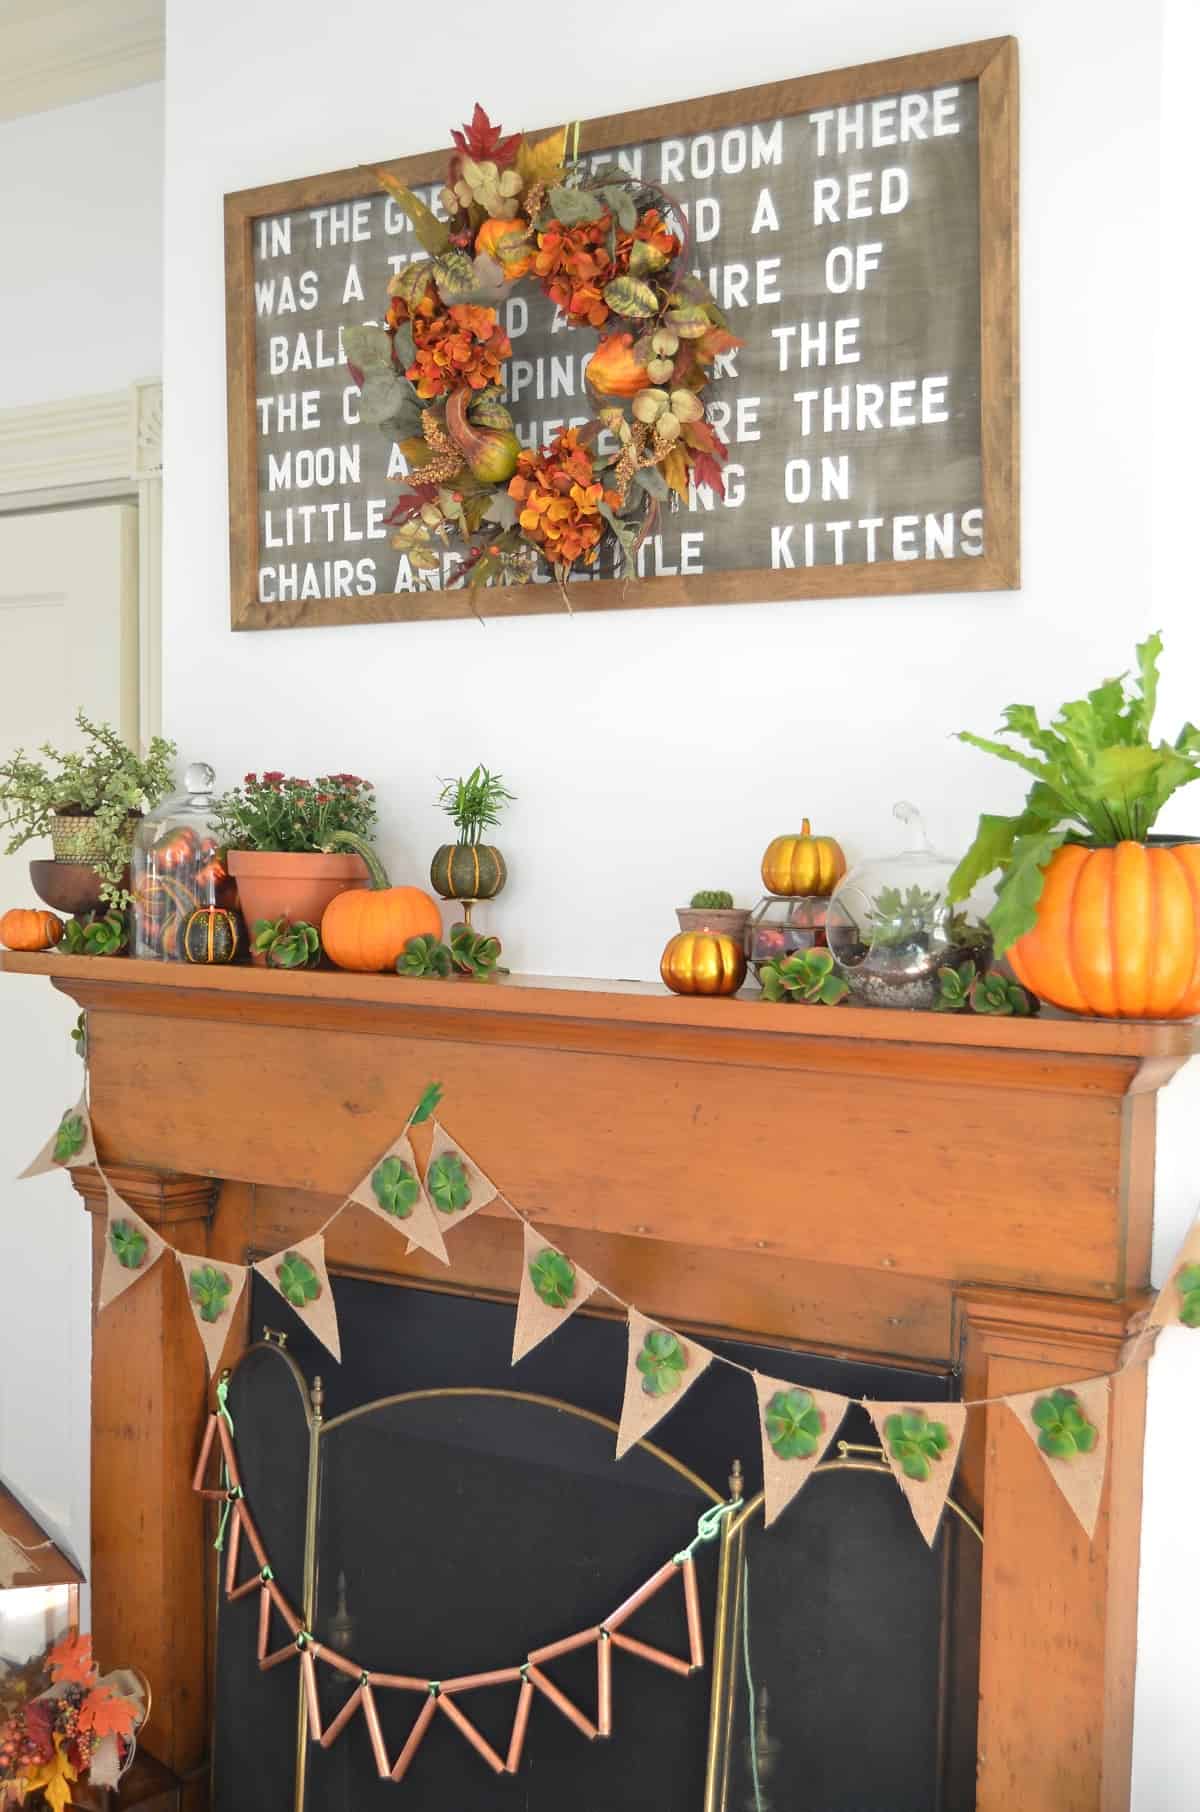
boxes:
[207,1341,981,1812]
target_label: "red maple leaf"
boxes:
[47,1635,93,1689]
[78,1687,136,1743]
[681,418,727,462]
[452,104,522,169]
[691,451,727,499]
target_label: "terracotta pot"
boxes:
[227,851,369,963]
[675,905,750,942]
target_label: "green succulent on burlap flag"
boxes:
[1031,1388,1099,1459]
[1177,1264,1200,1329]
[529,1248,576,1309]
[189,1264,233,1324]
[884,1409,952,1482]
[277,1251,322,1309]
[428,1152,471,1215]
[372,1156,421,1219]
[108,1219,147,1271]
[637,1329,688,1398]
[53,1113,87,1164]
[764,1388,824,1461]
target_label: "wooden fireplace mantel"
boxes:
[4,950,1197,1812]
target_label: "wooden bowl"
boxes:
[29,859,126,917]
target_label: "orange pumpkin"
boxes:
[0,908,64,951]
[475,215,534,279]
[660,930,746,997]
[761,820,847,897]
[586,332,653,398]
[1007,841,1200,1018]
[319,834,442,972]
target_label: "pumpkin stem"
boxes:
[800,818,811,836]
[324,830,391,891]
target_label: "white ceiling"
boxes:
[0,0,164,124]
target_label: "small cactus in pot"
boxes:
[676,888,750,941]
[430,765,514,902]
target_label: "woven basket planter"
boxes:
[50,813,138,866]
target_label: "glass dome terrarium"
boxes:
[130,762,237,961]
[745,893,829,975]
[825,803,992,1010]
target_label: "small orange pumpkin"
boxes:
[1007,841,1200,1019]
[0,908,64,951]
[660,930,747,997]
[761,820,847,897]
[320,833,442,972]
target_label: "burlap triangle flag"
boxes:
[1149,1217,1200,1330]
[754,1374,850,1528]
[512,1221,600,1364]
[254,1233,341,1363]
[616,1310,714,1459]
[1005,1377,1110,1541]
[347,1130,448,1264]
[423,1120,498,1237]
[20,1090,97,1178]
[175,1249,249,1374]
[864,1400,968,1547]
[97,1183,167,1310]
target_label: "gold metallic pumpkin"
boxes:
[761,819,846,897]
[660,930,747,997]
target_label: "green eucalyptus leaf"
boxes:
[600,185,637,231]
[341,324,394,372]
[547,185,604,224]
[633,465,668,501]
[603,275,659,320]
[358,370,423,434]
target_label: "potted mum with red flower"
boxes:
[212,772,377,951]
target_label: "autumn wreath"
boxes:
[343,107,739,598]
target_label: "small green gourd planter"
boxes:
[430,842,508,902]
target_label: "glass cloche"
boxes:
[824,803,992,1009]
[130,762,237,960]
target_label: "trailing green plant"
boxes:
[428,1151,472,1214]
[529,1248,576,1308]
[53,1113,87,1164]
[109,1219,148,1270]
[189,1264,233,1323]
[276,1251,322,1308]
[759,947,848,1005]
[636,1329,688,1397]
[763,1388,824,1461]
[59,912,128,957]
[212,772,376,853]
[396,934,454,978]
[0,711,175,907]
[449,923,506,978]
[1176,1264,1200,1329]
[437,766,515,846]
[372,1155,421,1218]
[948,632,1200,951]
[690,889,734,910]
[1030,1388,1098,1459]
[935,961,1038,1016]
[71,1012,87,1061]
[254,916,321,970]
[884,1409,952,1482]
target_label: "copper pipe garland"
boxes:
[608,1629,694,1677]
[604,1560,678,1632]
[319,1685,363,1748]
[525,1664,599,1741]
[390,1694,438,1783]
[300,1649,323,1741]
[527,1626,600,1665]
[505,1676,534,1773]
[361,1684,391,1779]
[440,1665,524,1693]
[438,1693,507,1774]
[597,1633,612,1737]
[682,1553,705,1670]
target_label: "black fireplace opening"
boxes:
[212,1273,980,1812]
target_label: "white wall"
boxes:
[0,80,164,1578]
[148,1,1184,1798]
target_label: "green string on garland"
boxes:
[741,1559,762,1812]
[214,1378,237,1553]
[672,1495,742,1565]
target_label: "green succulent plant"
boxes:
[636,1329,688,1398]
[60,912,128,956]
[1177,1263,1200,1329]
[884,1409,952,1482]
[428,1151,472,1214]
[53,1113,87,1164]
[189,1264,233,1323]
[397,934,453,978]
[1030,1388,1098,1459]
[276,1251,322,1308]
[372,1155,421,1218]
[970,972,1037,1016]
[529,1248,576,1308]
[71,1012,87,1061]
[690,890,734,910]
[935,960,977,1011]
[449,923,506,978]
[108,1219,148,1270]
[254,916,321,970]
[759,946,848,1006]
[763,1388,824,1460]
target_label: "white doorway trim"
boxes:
[0,380,163,737]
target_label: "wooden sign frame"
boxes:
[224,36,1018,632]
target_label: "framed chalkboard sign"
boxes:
[224,36,1017,631]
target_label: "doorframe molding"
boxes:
[0,380,163,738]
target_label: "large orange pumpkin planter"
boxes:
[1006,841,1200,1019]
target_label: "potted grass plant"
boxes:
[429,765,515,904]
[211,772,377,948]
[947,632,1200,1018]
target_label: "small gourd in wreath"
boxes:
[344,106,740,603]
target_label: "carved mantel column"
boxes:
[71,1162,218,1801]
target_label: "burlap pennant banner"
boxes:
[1149,1217,1200,1330]
[254,1233,341,1363]
[1005,1377,1110,1541]
[20,1090,96,1178]
[616,1310,714,1459]
[98,1183,167,1310]
[512,1221,601,1365]
[424,1121,498,1236]
[864,1400,968,1547]
[754,1375,851,1528]
[347,1131,449,1264]
[175,1249,249,1375]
